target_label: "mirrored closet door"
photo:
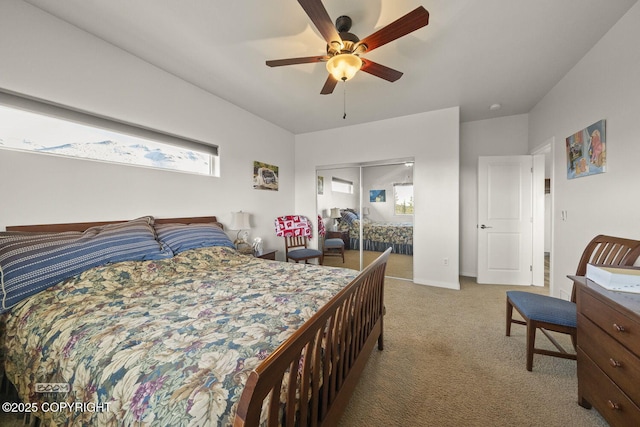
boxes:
[316,159,414,280]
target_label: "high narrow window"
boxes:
[0,91,218,176]
[394,183,414,215]
[331,177,353,194]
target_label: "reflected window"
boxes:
[331,177,353,194]
[394,183,414,215]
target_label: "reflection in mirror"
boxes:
[317,160,414,280]
[317,167,361,269]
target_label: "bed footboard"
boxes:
[234,248,391,427]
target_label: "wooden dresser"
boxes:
[573,276,640,426]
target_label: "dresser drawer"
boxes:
[578,313,640,406]
[579,289,640,355]
[578,348,640,427]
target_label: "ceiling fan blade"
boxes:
[266,56,328,67]
[298,0,342,45]
[357,6,429,53]
[361,60,403,82]
[320,75,338,95]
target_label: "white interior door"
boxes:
[477,156,534,285]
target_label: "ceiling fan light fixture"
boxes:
[326,54,362,82]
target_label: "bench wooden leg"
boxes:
[526,321,536,372]
[506,299,514,336]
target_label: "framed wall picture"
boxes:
[317,176,324,195]
[253,161,279,191]
[369,189,386,202]
[566,119,606,179]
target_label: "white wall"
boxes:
[296,107,460,289]
[0,0,295,255]
[528,2,640,298]
[459,114,529,276]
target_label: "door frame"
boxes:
[532,139,555,293]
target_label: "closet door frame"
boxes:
[316,157,414,272]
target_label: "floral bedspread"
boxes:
[340,220,413,254]
[0,246,357,426]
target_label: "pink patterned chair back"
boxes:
[274,215,313,237]
[317,215,326,237]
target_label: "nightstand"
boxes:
[326,230,350,250]
[255,249,277,260]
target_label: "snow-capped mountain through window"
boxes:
[0,100,217,176]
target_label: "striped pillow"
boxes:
[341,210,358,225]
[0,217,172,312]
[154,223,235,254]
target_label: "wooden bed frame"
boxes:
[5,216,390,426]
[5,216,222,233]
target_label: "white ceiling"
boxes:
[24,0,637,134]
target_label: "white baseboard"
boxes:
[413,277,460,290]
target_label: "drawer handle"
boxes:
[609,358,621,368]
[613,323,626,333]
[607,400,621,411]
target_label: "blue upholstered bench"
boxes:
[324,238,345,263]
[506,291,577,328]
[506,290,578,372]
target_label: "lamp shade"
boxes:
[326,54,362,82]
[330,208,341,219]
[230,211,251,230]
[362,207,370,216]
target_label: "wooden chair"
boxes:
[284,235,323,265]
[506,235,640,371]
[275,215,323,265]
[323,236,345,263]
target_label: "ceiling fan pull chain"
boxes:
[343,81,347,119]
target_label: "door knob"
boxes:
[480,224,493,229]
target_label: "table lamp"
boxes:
[330,208,341,231]
[230,211,252,253]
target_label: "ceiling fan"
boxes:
[266,0,430,95]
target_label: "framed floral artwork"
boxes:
[566,119,606,179]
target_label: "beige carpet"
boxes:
[338,276,608,427]
[323,249,413,280]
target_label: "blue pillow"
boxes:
[341,211,358,224]
[0,216,173,312]
[154,223,235,254]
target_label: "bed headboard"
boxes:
[6,216,221,233]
